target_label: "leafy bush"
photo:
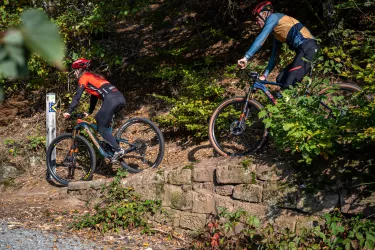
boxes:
[192,208,375,249]
[316,30,375,87]
[259,77,373,164]
[154,69,225,138]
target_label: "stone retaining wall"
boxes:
[67,157,375,232]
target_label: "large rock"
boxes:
[215,185,234,196]
[263,183,299,208]
[233,184,263,203]
[216,164,256,184]
[273,210,318,231]
[68,179,108,191]
[121,169,165,200]
[232,200,268,218]
[179,212,207,230]
[341,190,375,216]
[166,168,192,185]
[192,163,215,183]
[214,195,235,213]
[193,182,214,192]
[163,184,193,210]
[153,207,181,227]
[296,191,339,214]
[0,165,20,182]
[192,191,215,214]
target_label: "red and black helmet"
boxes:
[252,1,273,17]
[72,58,91,69]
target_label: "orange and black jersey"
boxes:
[68,72,121,114]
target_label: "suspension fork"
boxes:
[67,129,80,177]
[239,88,255,123]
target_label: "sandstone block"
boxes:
[153,207,180,227]
[192,164,215,182]
[167,169,192,185]
[68,181,92,191]
[192,191,215,214]
[193,182,214,192]
[296,191,339,214]
[233,184,262,203]
[214,195,235,213]
[215,185,234,196]
[216,164,256,184]
[179,212,207,230]
[163,184,193,210]
[232,200,268,218]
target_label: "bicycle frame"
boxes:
[71,118,137,159]
[244,75,337,119]
[250,79,283,104]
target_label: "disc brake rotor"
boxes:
[230,120,246,136]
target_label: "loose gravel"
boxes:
[0,221,104,250]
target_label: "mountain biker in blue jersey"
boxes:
[238,1,319,89]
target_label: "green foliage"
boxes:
[192,209,375,250]
[72,169,161,234]
[3,135,46,157]
[26,136,46,150]
[0,9,65,79]
[259,77,373,164]
[316,30,375,86]
[4,138,18,157]
[154,69,225,138]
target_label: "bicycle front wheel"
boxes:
[208,97,267,156]
[46,133,96,186]
[115,118,165,173]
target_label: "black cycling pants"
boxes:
[95,94,126,151]
[277,39,319,89]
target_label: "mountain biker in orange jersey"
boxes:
[238,1,319,89]
[63,58,126,161]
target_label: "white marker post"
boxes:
[46,93,56,180]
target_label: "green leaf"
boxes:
[0,60,17,78]
[365,240,374,250]
[338,225,345,233]
[5,44,25,66]
[3,29,23,46]
[258,110,267,118]
[0,49,7,61]
[283,123,295,131]
[366,233,375,242]
[21,9,65,70]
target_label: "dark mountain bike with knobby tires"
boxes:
[46,114,165,186]
[208,71,370,156]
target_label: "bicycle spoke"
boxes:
[209,98,266,156]
[116,118,164,173]
[47,134,96,186]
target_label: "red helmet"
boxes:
[252,1,273,17]
[72,58,91,69]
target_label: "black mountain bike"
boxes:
[208,71,369,156]
[46,114,165,186]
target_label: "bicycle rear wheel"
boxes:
[318,83,371,118]
[208,97,267,156]
[46,133,96,186]
[115,118,165,173]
